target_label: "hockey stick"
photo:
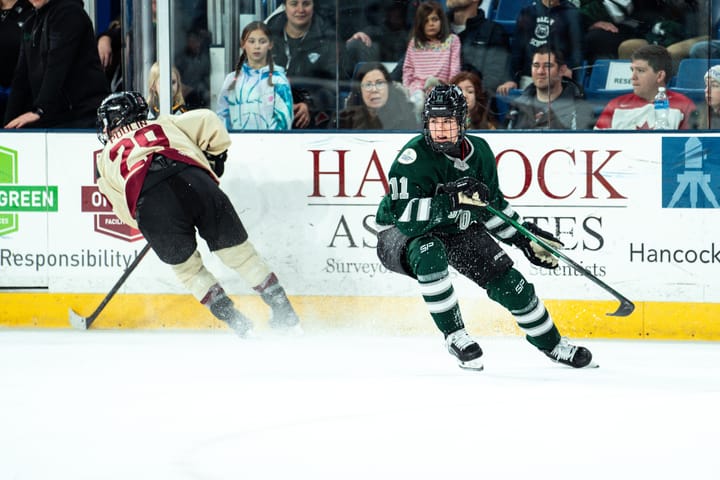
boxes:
[485,204,635,317]
[69,243,152,329]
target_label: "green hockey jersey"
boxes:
[375,134,522,242]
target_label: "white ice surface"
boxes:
[1,329,719,479]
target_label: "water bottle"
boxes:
[653,87,670,130]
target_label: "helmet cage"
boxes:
[96,91,149,145]
[422,85,468,153]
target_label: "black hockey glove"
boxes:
[437,177,489,210]
[512,222,564,269]
[205,150,227,177]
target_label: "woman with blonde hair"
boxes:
[147,62,187,119]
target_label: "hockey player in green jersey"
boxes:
[375,84,594,371]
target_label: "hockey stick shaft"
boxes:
[69,243,152,329]
[485,204,635,317]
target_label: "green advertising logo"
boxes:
[0,146,58,236]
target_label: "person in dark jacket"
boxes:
[4,0,108,128]
[0,0,33,122]
[447,0,510,96]
[96,17,122,92]
[497,0,583,96]
[265,0,337,129]
[337,62,418,130]
[507,45,594,130]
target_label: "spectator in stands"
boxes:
[688,15,720,59]
[450,69,498,129]
[266,0,337,129]
[0,0,32,123]
[147,62,187,119]
[403,1,462,111]
[216,21,293,130]
[595,44,696,129]
[496,0,583,96]
[97,17,123,92]
[507,45,594,130]
[447,0,511,95]
[4,0,108,129]
[578,0,640,65]
[174,24,212,109]
[616,0,708,72]
[337,62,418,130]
[325,1,410,80]
[696,64,720,129]
[689,40,720,59]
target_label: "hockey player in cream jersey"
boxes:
[95,91,300,336]
[375,84,594,370]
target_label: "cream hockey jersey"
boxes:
[97,109,231,228]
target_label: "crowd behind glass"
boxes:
[2,0,720,131]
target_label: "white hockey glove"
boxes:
[513,222,563,269]
[438,177,489,210]
[205,150,227,177]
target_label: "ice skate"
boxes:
[224,310,254,338]
[259,282,302,335]
[542,337,597,368]
[205,287,255,338]
[268,302,303,335]
[445,328,484,371]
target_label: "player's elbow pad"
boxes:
[205,150,227,177]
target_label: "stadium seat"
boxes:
[673,58,720,102]
[494,88,523,125]
[583,59,633,101]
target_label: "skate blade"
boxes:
[583,360,599,369]
[457,358,484,371]
[271,324,304,336]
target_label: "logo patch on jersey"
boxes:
[398,148,417,165]
[452,158,469,171]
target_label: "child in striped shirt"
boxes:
[402,1,462,111]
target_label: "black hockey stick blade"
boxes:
[69,243,152,329]
[484,204,635,317]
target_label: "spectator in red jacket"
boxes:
[595,44,697,130]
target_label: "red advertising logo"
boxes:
[80,150,143,242]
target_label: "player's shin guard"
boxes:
[485,268,560,351]
[171,250,220,301]
[408,236,464,335]
[215,241,272,288]
[171,251,253,336]
[253,273,300,330]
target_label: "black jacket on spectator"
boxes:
[449,6,510,93]
[508,78,594,130]
[338,83,418,130]
[0,0,33,121]
[4,0,108,128]
[510,1,583,84]
[266,10,337,129]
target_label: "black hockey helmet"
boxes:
[96,91,149,144]
[422,84,467,153]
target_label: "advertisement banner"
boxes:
[0,131,717,306]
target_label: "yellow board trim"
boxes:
[1,293,719,340]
